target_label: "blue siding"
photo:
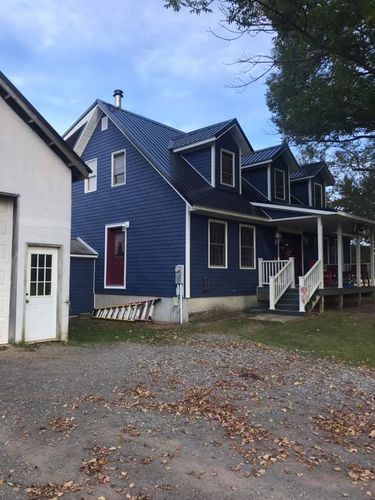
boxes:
[72,118,186,297]
[215,131,240,192]
[190,213,277,297]
[242,167,268,197]
[69,258,95,315]
[291,180,309,205]
[182,148,211,183]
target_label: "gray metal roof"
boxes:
[242,144,285,167]
[71,238,97,257]
[290,161,335,186]
[95,101,265,218]
[169,120,234,149]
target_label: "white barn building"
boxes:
[0,72,89,343]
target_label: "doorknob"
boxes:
[26,299,30,303]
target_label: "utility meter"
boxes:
[175,265,184,284]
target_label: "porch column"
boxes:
[337,222,343,288]
[370,232,375,286]
[356,235,361,287]
[317,216,324,288]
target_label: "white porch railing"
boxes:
[258,258,290,286]
[269,258,295,310]
[298,259,323,313]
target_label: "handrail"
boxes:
[269,258,295,310]
[258,258,290,286]
[298,260,322,312]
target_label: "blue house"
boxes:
[66,90,375,321]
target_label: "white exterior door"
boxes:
[0,198,13,344]
[25,247,58,342]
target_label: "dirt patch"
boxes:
[0,336,374,499]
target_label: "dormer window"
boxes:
[314,183,323,208]
[274,168,286,200]
[220,149,235,187]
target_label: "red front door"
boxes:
[106,227,125,287]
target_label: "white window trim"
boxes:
[239,224,256,270]
[208,219,228,269]
[111,149,126,188]
[220,148,235,188]
[101,116,108,131]
[274,168,286,201]
[84,158,97,194]
[104,222,129,289]
[314,182,323,208]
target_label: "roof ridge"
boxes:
[98,100,183,134]
[178,118,235,136]
[244,143,284,155]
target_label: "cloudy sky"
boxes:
[0,0,280,148]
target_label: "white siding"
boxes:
[0,97,72,342]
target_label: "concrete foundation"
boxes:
[94,294,258,323]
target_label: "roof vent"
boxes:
[113,89,123,108]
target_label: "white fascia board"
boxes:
[70,254,98,259]
[172,138,214,152]
[190,205,269,222]
[76,236,98,255]
[251,202,333,216]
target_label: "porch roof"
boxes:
[267,211,375,237]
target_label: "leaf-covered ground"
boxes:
[0,320,374,499]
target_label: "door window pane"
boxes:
[29,253,53,297]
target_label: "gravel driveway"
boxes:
[0,333,374,499]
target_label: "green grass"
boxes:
[69,308,375,367]
[214,310,375,367]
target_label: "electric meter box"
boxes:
[175,265,184,284]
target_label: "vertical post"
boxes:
[356,235,361,287]
[269,276,276,310]
[298,276,305,313]
[370,232,375,287]
[337,222,343,288]
[258,258,263,286]
[290,257,295,287]
[317,216,324,288]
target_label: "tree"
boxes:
[329,172,375,220]
[164,1,375,171]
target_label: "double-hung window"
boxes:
[239,225,256,269]
[274,168,286,200]
[84,159,97,193]
[314,183,323,208]
[220,149,235,187]
[111,150,126,187]
[208,220,227,268]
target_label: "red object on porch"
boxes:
[324,265,337,287]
